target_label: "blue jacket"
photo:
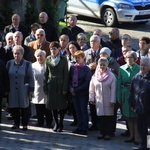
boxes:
[129,71,150,115]
[69,65,92,96]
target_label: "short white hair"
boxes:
[90,35,100,42]
[36,29,45,36]
[12,45,24,54]
[140,57,150,65]
[34,49,46,58]
[5,32,14,40]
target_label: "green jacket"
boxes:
[117,63,140,118]
[43,55,68,110]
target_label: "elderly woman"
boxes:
[76,33,89,51]
[4,32,14,47]
[129,57,150,150]
[32,49,53,128]
[69,50,92,135]
[43,41,68,132]
[6,45,34,131]
[89,57,116,140]
[117,51,140,144]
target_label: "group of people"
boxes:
[0,11,150,150]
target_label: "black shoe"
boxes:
[124,138,134,143]
[88,125,98,131]
[72,128,82,134]
[121,130,130,136]
[104,135,111,140]
[31,115,37,119]
[36,123,43,127]
[11,125,19,129]
[22,127,28,131]
[97,135,104,139]
[80,130,87,135]
[70,121,77,126]
[134,141,139,145]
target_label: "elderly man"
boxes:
[4,14,29,42]
[61,15,84,41]
[5,31,31,62]
[28,29,50,62]
[93,29,110,48]
[59,34,69,56]
[84,35,102,131]
[107,28,122,59]
[76,33,90,51]
[39,12,58,42]
[129,57,150,150]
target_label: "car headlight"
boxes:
[118,3,132,9]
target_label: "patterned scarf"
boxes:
[94,67,111,82]
[51,52,60,66]
[72,62,85,87]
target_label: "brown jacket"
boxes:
[28,40,50,62]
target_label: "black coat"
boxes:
[129,71,150,115]
[40,22,59,42]
[4,24,29,42]
[61,25,84,41]
[0,59,9,97]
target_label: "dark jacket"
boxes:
[129,71,150,115]
[61,25,84,41]
[0,59,9,97]
[40,22,58,42]
[4,24,29,42]
[69,65,92,96]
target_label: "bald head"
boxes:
[12,14,21,26]
[68,15,77,28]
[13,31,23,45]
[39,12,48,24]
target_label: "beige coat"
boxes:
[89,72,116,116]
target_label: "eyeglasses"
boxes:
[37,34,44,37]
[109,32,113,35]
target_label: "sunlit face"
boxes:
[36,52,46,64]
[13,33,23,45]
[93,30,102,38]
[36,31,45,43]
[140,60,150,75]
[100,52,109,58]
[77,36,86,46]
[59,36,69,49]
[125,54,135,66]
[122,47,131,57]
[39,13,48,24]
[99,61,107,73]
[139,40,149,51]
[90,37,100,50]
[6,36,14,46]
[121,36,130,46]
[12,14,20,26]
[69,44,78,56]
[13,49,23,63]
[50,47,60,57]
[75,56,84,64]
[68,16,77,27]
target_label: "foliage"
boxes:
[0,0,13,30]
[24,0,38,30]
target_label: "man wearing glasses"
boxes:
[28,29,50,62]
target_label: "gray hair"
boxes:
[59,34,69,42]
[122,34,131,41]
[36,28,45,36]
[90,35,100,42]
[5,32,14,40]
[12,45,24,54]
[93,29,102,36]
[126,51,137,61]
[34,49,46,58]
[77,33,87,40]
[98,57,109,67]
[140,57,150,65]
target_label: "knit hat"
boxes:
[100,47,111,57]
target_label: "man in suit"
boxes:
[84,35,102,131]
[4,14,29,42]
[28,29,50,62]
[39,12,58,42]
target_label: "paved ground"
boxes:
[0,104,140,150]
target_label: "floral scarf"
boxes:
[72,62,86,87]
[94,67,111,82]
[50,52,60,66]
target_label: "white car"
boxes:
[67,0,150,26]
